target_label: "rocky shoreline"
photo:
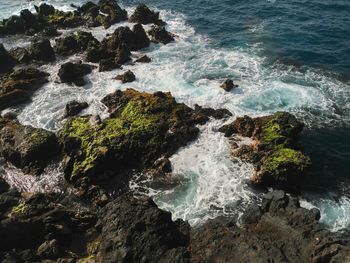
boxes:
[0,1,349,262]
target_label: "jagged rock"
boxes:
[35,3,56,17]
[0,118,59,175]
[135,54,151,63]
[193,104,232,122]
[219,112,311,192]
[98,0,128,27]
[220,79,238,92]
[148,25,175,44]
[64,101,89,118]
[58,89,207,184]
[0,44,15,74]
[129,4,161,24]
[41,25,61,37]
[190,191,350,263]
[114,70,135,83]
[98,58,120,72]
[58,62,93,86]
[27,39,56,62]
[97,196,190,262]
[54,35,80,56]
[0,68,49,110]
[0,178,9,194]
[84,44,107,63]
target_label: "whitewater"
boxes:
[1,0,350,231]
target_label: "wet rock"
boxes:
[0,177,9,194]
[59,89,206,184]
[98,0,128,26]
[98,58,120,72]
[0,44,15,74]
[54,35,81,56]
[0,119,59,175]
[37,239,61,259]
[129,4,161,24]
[35,3,56,17]
[41,25,61,37]
[114,70,136,83]
[190,191,350,263]
[0,109,18,120]
[194,104,232,121]
[0,68,49,110]
[219,112,310,192]
[135,54,151,63]
[27,38,56,62]
[220,79,238,92]
[148,25,175,44]
[84,44,107,63]
[97,196,190,262]
[58,62,93,86]
[64,101,89,118]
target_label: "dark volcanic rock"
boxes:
[148,25,175,44]
[219,112,310,192]
[97,196,190,262]
[190,191,350,263]
[55,31,100,56]
[98,58,120,72]
[220,79,238,92]
[135,54,151,63]
[114,70,136,83]
[0,44,15,74]
[0,118,59,175]
[0,68,49,110]
[98,0,128,27]
[129,4,161,25]
[64,101,89,118]
[59,89,207,184]
[58,62,93,86]
[0,177,9,194]
[27,39,56,62]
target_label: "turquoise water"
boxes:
[1,0,350,230]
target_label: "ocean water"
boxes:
[1,0,350,230]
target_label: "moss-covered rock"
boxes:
[219,112,310,192]
[0,118,59,175]
[59,89,204,183]
[0,68,49,110]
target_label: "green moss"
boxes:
[8,199,29,217]
[261,122,283,144]
[263,148,309,175]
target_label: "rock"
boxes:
[35,3,56,17]
[0,44,15,74]
[41,25,61,37]
[220,79,238,92]
[75,31,100,51]
[54,35,81,56]
[194,104,232,121]
[97,197,190,262]
[58,62,93,86]
[1,109,18,120]
[0,177,9,194]
[148,25,175,44]
[27,39,56,62]
[240,204,262,225]
[37,239,61,259]
[64,101,88,118]
[0,119,59,175]
[129,4,161,24]
[219,112,310,192]
[9,47,31,64]
[190,191,350,263]
[84,44,107,63]
[135,54,151,63]
[114,70,136,83]
[98,58,120,72]
[0,68,49,110]
[98,0,128,26]
[114,45,131,65]
[59,89,206,183]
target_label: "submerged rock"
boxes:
[64,101,89,118]
[114,70,136,83]
[58,62,94,86]
[0,68,49,110]
[129,4,162,25]
[58,89,206,184]
[148,25,175,44]
[0,118,59,175]
[219,112,311,192]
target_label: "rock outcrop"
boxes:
[148,25,175,44]
[64,101,89,118]
[114,70,136,83]
[58,62,94,86]
[129,4,162,25]
[219,112,311,192]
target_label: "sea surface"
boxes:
[1,0,350,230]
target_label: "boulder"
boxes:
[98,0,127,25]
[148,25,175,44]
[54,35,80,56]
[35,3,56,17]
[64,101,89,118]
[0,119,59,175]
[98,58,120,72]
[0,177,9,194]
[220,79,238,92]
[113,70,135,83]
[0,68,49,110]
[0,44,15,74]
[58,62,93,86]
[129,4,161,24]
[27,39,56,62]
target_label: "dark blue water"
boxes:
[121,0,350,78]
